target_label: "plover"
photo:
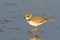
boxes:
[24,13,54,33]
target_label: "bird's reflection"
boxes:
[28,32,42,40]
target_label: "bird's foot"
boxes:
[28,30,38,34]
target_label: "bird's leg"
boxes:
[34,26,39,32]
[30,26,39,33]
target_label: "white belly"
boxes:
[27,21,47,26]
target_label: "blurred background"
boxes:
[0,0,60,40]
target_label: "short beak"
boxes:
[24,17,25,18]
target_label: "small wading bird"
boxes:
[24,13,54,33]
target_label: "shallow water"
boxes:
[0,0,60,40]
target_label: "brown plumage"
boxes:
[24,13,54,33]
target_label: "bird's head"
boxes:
[24,13,32,20]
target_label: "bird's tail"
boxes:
[46,17,55,21]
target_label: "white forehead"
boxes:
[25,17,30,19]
